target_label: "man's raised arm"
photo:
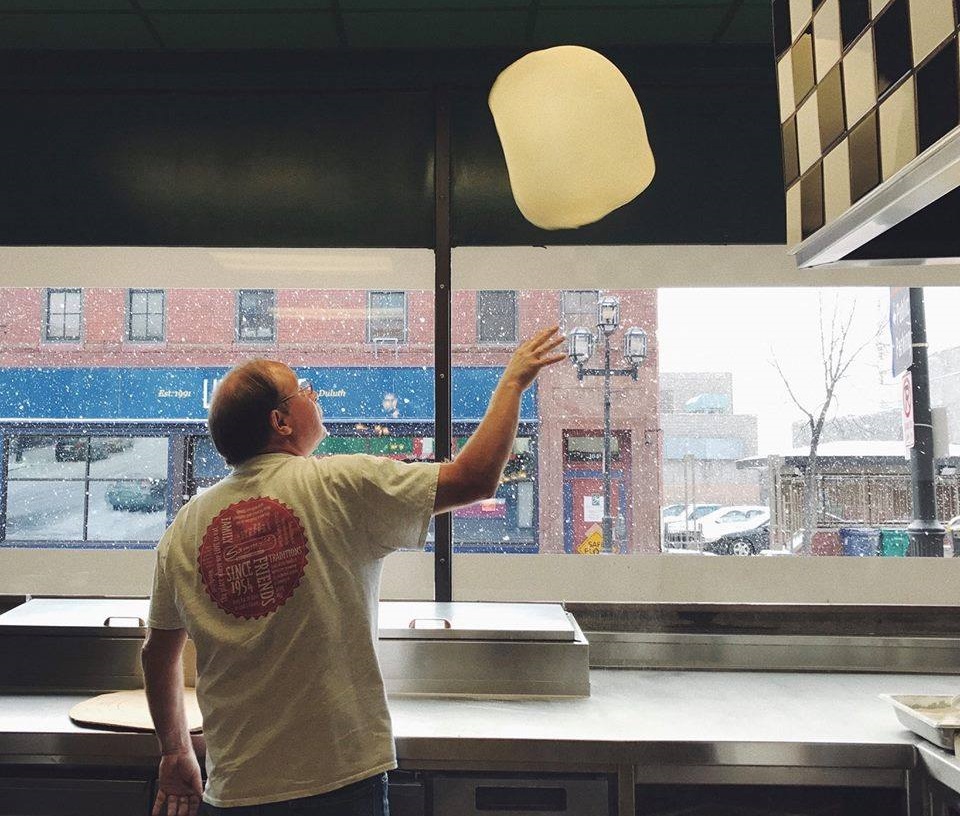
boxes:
[434,326,566,515]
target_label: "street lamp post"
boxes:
[568,297,647,553]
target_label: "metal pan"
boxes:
[881,694,960,751]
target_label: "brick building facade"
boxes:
[0,286,661,554]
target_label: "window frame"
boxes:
[4,246,960,604]
[43,288,83,344]
[476,289,518,345]
[235,289,277,344]
[560,289,600,333]
[367,290,408,344]
[1,425,174,549]
[126,289,166,343]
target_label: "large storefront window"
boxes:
[452,245,960,561]
[0,256,437,552]
[6,435,167,545]
[3,246,960,602]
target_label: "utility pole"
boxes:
[906,288,945,557]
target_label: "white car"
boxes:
[664,504,722,535]
[660,503,687,524]
[696,505,770,543]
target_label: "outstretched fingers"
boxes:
[529,325,561,350]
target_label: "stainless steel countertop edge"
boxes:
[918,742,960,791]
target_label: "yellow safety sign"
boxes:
[576,524,604,554]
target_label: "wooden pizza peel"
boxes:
[69,689,203,733]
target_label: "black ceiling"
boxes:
[0,1,772,51]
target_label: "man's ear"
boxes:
[270,408,293,437]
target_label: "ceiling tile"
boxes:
[0,12,156,48]
[843,25,876,127]
[786,178,802,247]
[822,137,850,224]
[340,0,520,7]
[910,0,954,65]
[813,0,841,80]
[342,10,527,48]
[534,7,728,46]
[789,0,812,41]
[0,0,130,8]
[150,11,340,48]
[795,87,820,173]
[878,74,916,180]
[142,0,332,8]
[539,0,731,5]
[777,51,795,123]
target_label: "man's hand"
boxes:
[152,750,202,816]
[434,325,568,513]
[501,325,567,392]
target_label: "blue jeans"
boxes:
[200,773,389,816]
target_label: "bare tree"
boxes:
[772,296,882,550]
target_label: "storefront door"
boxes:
[562,430,632,553]
[563,472,628,553]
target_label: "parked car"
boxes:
[696,505,770,543]
[664,504,721,533]
[704,521,770,556]
[54,437,111,462]
[103,437,134,454]
[660,503,686,524]
[662,504,723,547]
[947,516,960,557]
[105,478,167,512]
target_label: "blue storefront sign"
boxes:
[0,366,537,422]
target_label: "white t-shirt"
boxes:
[147,452,441,807]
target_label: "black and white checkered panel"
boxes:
[773,0,960,248]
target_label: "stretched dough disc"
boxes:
[489,45,655,230]
[70,688,202,733]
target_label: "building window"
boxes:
[237,290,276,343]
[477,290,518,344]
[368,291,407,343]
[45,288,82,342]
[127,289,165,342]
[561,289,599,332]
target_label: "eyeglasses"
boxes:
[277,381,317,406]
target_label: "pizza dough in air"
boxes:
[489,46,655,230]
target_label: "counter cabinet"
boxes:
[0,767,916,816]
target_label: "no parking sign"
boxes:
[902,371,914,451]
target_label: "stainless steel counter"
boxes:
[919,742,960,792]
[2,670,959,776]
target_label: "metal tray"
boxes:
[378,602,577,641]
[881,694,960,750]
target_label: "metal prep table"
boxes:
[4,597,960,813]
[3,671,960,814]
[0,598,589,697]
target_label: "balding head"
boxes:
[208,360,289,465]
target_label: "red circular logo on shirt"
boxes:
[198,497,308,620]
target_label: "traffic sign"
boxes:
[902,370,914,450]
[889,287,912,377]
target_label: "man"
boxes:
[142,326,566,816]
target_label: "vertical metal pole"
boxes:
[906,287,945,557]
[603,336,613,554]
[82,438,91,542]
[434,87,453,599]
[0,433,8,541]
